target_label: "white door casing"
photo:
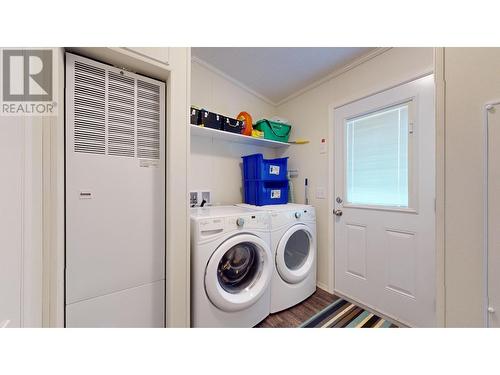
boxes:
[333,75,436,327]
[486,102,500,327]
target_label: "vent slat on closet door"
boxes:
[73,61,106,155]
[137,79,161,159]
[107,72,135,158]
[71,57,163,160]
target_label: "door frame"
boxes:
[22,117,43,327]
[327,69,445,327]
[483,99,500,327]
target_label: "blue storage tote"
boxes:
[242,153,288,181]
[243,180,289,206]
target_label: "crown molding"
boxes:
[191,47,392,108]
[275,47,392,106]
[191,56,278,106]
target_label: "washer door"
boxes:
[276,224,315,284]
[205,234,272,312]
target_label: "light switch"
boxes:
[316,186,326,199]
[320,138,327,154]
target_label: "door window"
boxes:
[345,102,411,207]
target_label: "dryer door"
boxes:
[205,234,272,312]
[276,224,315,284]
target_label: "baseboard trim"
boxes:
[316,281,333,294]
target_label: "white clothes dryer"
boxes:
[237,204,317,313]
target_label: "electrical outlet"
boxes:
[190,191,198,206]
[288,169,299,178]
[201,191,211,205]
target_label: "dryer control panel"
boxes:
[270,207,316,228]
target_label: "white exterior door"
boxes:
[333,75,436,327]
[487,102,500,327]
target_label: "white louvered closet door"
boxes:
[65,53,165,328]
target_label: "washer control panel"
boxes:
[228,212,268,231]
[198,213,269,238]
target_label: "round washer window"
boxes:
[284,230,310,270]
[217,242,261,294]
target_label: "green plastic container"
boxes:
[254,119,292,143]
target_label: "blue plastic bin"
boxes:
[242,154,288,181]
[243,180,289,206]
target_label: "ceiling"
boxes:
[192,47,377,105]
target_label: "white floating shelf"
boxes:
[190,124,290,149]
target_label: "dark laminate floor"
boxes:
[256,288,337,328]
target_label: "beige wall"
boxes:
[190,60,277,204]
[275,48,434,291]
[191,60,275,121]
[444,48,500,327]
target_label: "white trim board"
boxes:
[191,48,392,108]
[316,281,332,294]
[22,118,43,327]
[332,71,434,111]
[191,56,276,106]
[276,48,392,106]
[483,99,500,327]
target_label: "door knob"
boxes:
[333,209,343,217]
[488,306,495,313]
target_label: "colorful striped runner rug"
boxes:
[300,298,398,328]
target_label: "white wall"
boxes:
[443,48,500,327]
[190,60,276,204]
[0,116,42,328]
[0,120,25,327]
[275,48,434,291]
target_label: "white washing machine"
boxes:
[238,204,317,313]
[190,206,273,327]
